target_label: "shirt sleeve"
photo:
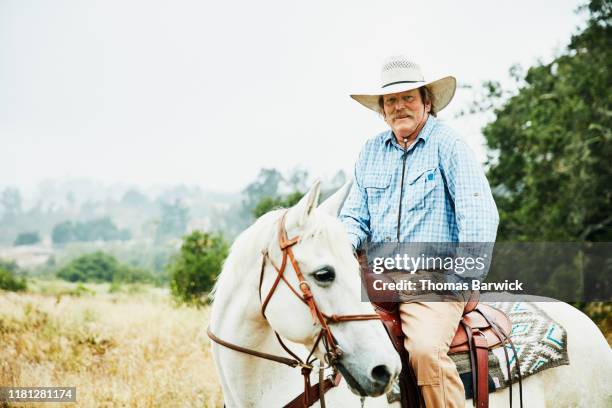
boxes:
[439,138,499,242]
[440,138,499,279]
[339,149,371,251]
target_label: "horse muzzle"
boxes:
[335,358,398,397]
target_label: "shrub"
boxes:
[168,231,228,305]
[0,259,27,291]
[56,252,154,284]
[51,218,131,245]
[14,231,41,246]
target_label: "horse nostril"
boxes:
[371,364,392,385]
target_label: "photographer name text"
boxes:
[372,279,524,292]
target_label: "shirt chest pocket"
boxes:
[404,167,439,212]
[363,173,392,217]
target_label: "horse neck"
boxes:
[212,310,305,406]
[210,213,307,406]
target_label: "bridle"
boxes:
[208,210,382,407]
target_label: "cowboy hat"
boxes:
[351,55,456,115]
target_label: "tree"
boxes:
[0,259,18,273]
[51,218,131,245]
[121,188,150,207]
[52,221,75,244]
[57,252,118,282]
[155,200,190,243]
[217,168,286,237]
[286,167,309,192]
[250,169,345,218]
[56,251,154,283]
[481,0,611,242]
[74,217,130,242]
[471,0,611,300]
[14,231,41,246]
[242,168,284,209]
[0,187,22,217]
[0,259,27,291]
[252,191,304,218]
[168,231,229,305]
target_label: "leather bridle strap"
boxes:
[209,210,382,407]
[207,327,301,368]
[261,249,307,314]
[272,211,381,354]
[284,371,342,408]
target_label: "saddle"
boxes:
[374,294,523,408]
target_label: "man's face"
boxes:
[382,88,431,139]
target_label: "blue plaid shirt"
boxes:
[340,116,499,249]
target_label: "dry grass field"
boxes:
[583,302,612,346]
[1,282,610,408]
[0,282,223,408]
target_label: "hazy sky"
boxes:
[1,0,586,193]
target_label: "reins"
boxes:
[208,210,381,407]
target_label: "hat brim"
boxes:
[350,76,456,115]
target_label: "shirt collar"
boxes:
[383,115,437,148]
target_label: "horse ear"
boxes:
[286,180,321,229]
[318,180,353,217]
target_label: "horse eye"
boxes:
[313,267,335,284]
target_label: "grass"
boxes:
[0,281,222,407]
[581,302,612,345]
[1,281,610,408]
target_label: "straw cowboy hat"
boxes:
[351,55,456,115]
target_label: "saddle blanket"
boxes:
[451,301,569,398]
[388,301,569,403]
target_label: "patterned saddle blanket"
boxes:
[388,301,569,402]
[453,301,569,398]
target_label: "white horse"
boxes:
[209,181,401,407]
[209,181,612,407]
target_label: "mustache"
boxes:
[392,112,413,120]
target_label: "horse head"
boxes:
[260,180,401,397]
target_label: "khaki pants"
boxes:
[399,301,465,408]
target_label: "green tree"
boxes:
[56,251,153,283]
[168,231,229,305]
[0,259,26,291]
[472,0,611,300]
[14,231,41,246]
[481,0,611,242]
[252,191,304,218]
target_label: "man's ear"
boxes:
[379,96,386,119]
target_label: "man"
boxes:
[339,56,499,407]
